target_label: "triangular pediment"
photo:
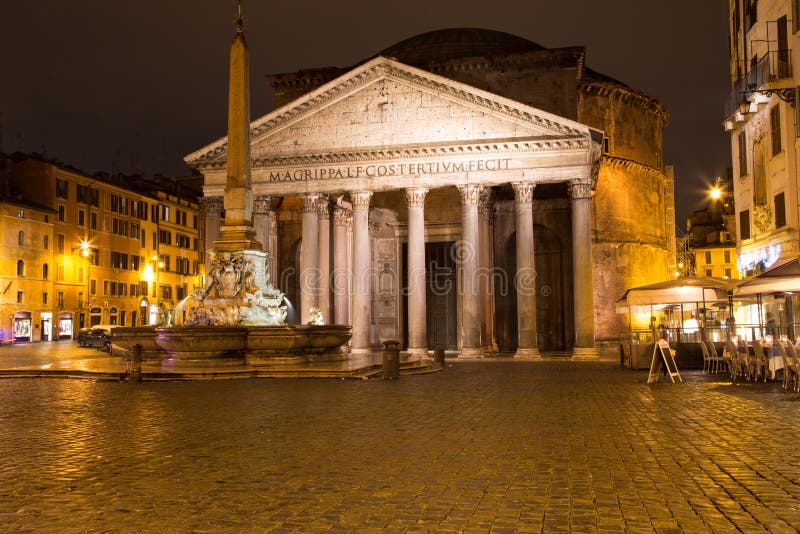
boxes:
[185,56,594,168]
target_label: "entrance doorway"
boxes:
[498,226,568,352]
[402,241,457,351]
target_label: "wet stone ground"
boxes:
[1,361,800,533]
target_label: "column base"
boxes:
[405,347,430,360]
[458,347,485,358]
[514,348,542,359]
[350,347,374,356]
[570,347,599,360]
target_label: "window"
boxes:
[78,266,85,284]
[704,251,712,264]
[77,184,88,203]
[55,178,68,199]
[16,291,22,304]
[58,205,66,222]
[57,263,65,281]
[110,251,129,270]
[17,209,23,218]
[746,0,758,30]
[90,189,99,207]
[794,0,800,33]
[771,105,782,155]
[725,268,732,279]
[112,218,128,237]
[43,235,48,249]
[17,231,23,245]
[78,291,85,308]
[705,269,713,277]
[56,234,65,254]
[78,209,85,226]
[131,255,141,271]
[159,229,172,245]
[130,283,139,297]
[775,192,787,228]
[16,260,24,276]
[176,234,191,248]
[42,292,48,305]
[738,131,747,178]
[57,291,65,309]
[42,264,48,279]
[724,250,732,264]
[193,215,198,229]
[740,209,751,240]
[90,212,97,230]
[90,279,96,296]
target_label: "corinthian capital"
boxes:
[317,197,331,218]
[457,184,482,206]
[253,194,271,214]
[301,193,320,213]
[333,206,351,226]
[200,196,224,217]
[567,180,593,200]
[350,191,372,211]
[512,182,535,203]
[405,187,428,208]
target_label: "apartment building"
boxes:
[0,154,204,341]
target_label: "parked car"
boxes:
[77,325,114,351]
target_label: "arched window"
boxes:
[43,235,48,249]
[18,231,23,245]
[42,263,48,279]
[17,260,24,276]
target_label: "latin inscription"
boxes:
[267,158,511,183]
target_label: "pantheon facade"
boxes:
[186,29,674,357]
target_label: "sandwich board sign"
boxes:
[647,339,682,384]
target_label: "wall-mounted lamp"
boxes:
[743,84,796,108]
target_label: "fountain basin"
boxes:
[246,325,310,365]
[111,326,163,361]
[157,325,247,368]
[110,324,352,370]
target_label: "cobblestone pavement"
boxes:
[2,360,800,533]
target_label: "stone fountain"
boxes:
[111,6,350,371]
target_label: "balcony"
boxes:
[724,50,792,118]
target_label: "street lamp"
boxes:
[144,255,164,325]
[79,239,91,314]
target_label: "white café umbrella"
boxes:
[734,257,800,295]
[618,276,733,309]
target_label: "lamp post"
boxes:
[145,255,164,325]
[79,240,91,323]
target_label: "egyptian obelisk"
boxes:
[214,1,262,252]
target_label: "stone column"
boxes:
[479,190,498,353]
[333,206,351,325]
[267,203,279,286]
[405,188,428,358]
[201,196,223,264]
[300,193,319,324]
[253,194,271,254]
[568,180,599,360]
[317,198,331,324]
[513,182,541,359]
[350,191,372,353]
[458,184,484,358]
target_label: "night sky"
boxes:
[1,1,730,226]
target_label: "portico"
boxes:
[186,56,602,359]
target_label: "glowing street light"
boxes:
[145,255,165,325]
